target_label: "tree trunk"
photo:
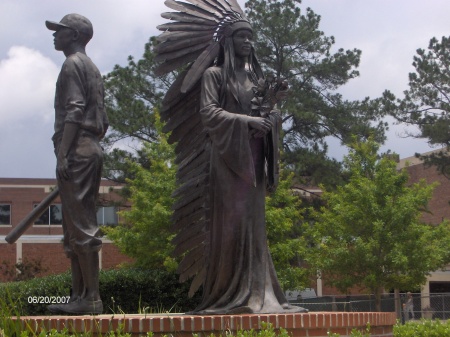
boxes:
[374,287,383,312]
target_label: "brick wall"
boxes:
[1,193,62,236]
[101,243,134,270]
[403,163,450,224]
[22,243,70,277]
[0,243,16,280]
[15,312,397,337]
[0,178,133,282]
[0,241,134,282]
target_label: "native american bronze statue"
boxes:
[156,0,306,314]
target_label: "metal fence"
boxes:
[290,293,450,320]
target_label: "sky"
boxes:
[1,0,449,178]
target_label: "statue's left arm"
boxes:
[56,57,86,180]
[266,109,282,192]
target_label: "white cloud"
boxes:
[1,0,448,177]
[0,46,58,178]
[0,46,58,125]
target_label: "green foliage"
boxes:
[285,144,345,188]
[384,35,450,177]
[103,114,177,271]
[103,38,167,145]
[265,172,311,290]
[309,137,450,309]
[394,319,450,337]
[246,0,388,185]
[98,268,200,314]
[0,272,71,315]
[102,38,173,183]
[0,290,23,337]
[327,320,450,336]
[0,268,200,316]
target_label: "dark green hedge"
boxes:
[0,268,201,316]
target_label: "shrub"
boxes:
[0,268,200,316]
[0,258,48,281]
[393,319,450,336]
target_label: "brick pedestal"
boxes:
[14,312,396,337]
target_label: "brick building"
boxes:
[0,178,133,281]
[397,151,450,309]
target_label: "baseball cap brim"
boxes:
[45,20,71,31]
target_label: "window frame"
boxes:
[0,203,12,226]
[33,203,63,226]
[96,206,119,226]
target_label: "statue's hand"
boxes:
[248,116,272,134]
[269,109,281,121]
[56,154,70,181]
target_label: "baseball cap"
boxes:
[45,14,93,39]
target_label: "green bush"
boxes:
[1,272,72,315]
[98,268,200,314]
[301,320,450,337]
[393,319,450,336]
[0,268,200,316]
[328,320,450,337]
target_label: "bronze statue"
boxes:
[156,0,305,314]
[45,13,108,315]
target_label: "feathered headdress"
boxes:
[155,0,251,92]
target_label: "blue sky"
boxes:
[1,0,448,178]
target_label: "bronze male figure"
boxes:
[45,13,108,315]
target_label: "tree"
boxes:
[246,0,388,185]
[265,171,313,290]
[102,38,173,183]
[103,114,177,270]
[309,138,450,311]
[383,36,450,178]
[102,1,389,187]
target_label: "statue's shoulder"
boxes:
[204,66,222,75]
[65,52,94,68]
[203,66,223,82]
[63,53,100,78]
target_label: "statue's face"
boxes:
[232,29,253,59]
[52,27,75,51]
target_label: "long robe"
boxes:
[194,66,289,314]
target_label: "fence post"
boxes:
[394,289,401,319]
[331,296,337,312]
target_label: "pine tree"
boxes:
[246,0,388,185]
[384,36,450,178]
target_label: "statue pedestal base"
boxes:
[14,312,396,337]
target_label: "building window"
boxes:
[97,206,119,226]
[34,204,63,225]
[0,204,11,225]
